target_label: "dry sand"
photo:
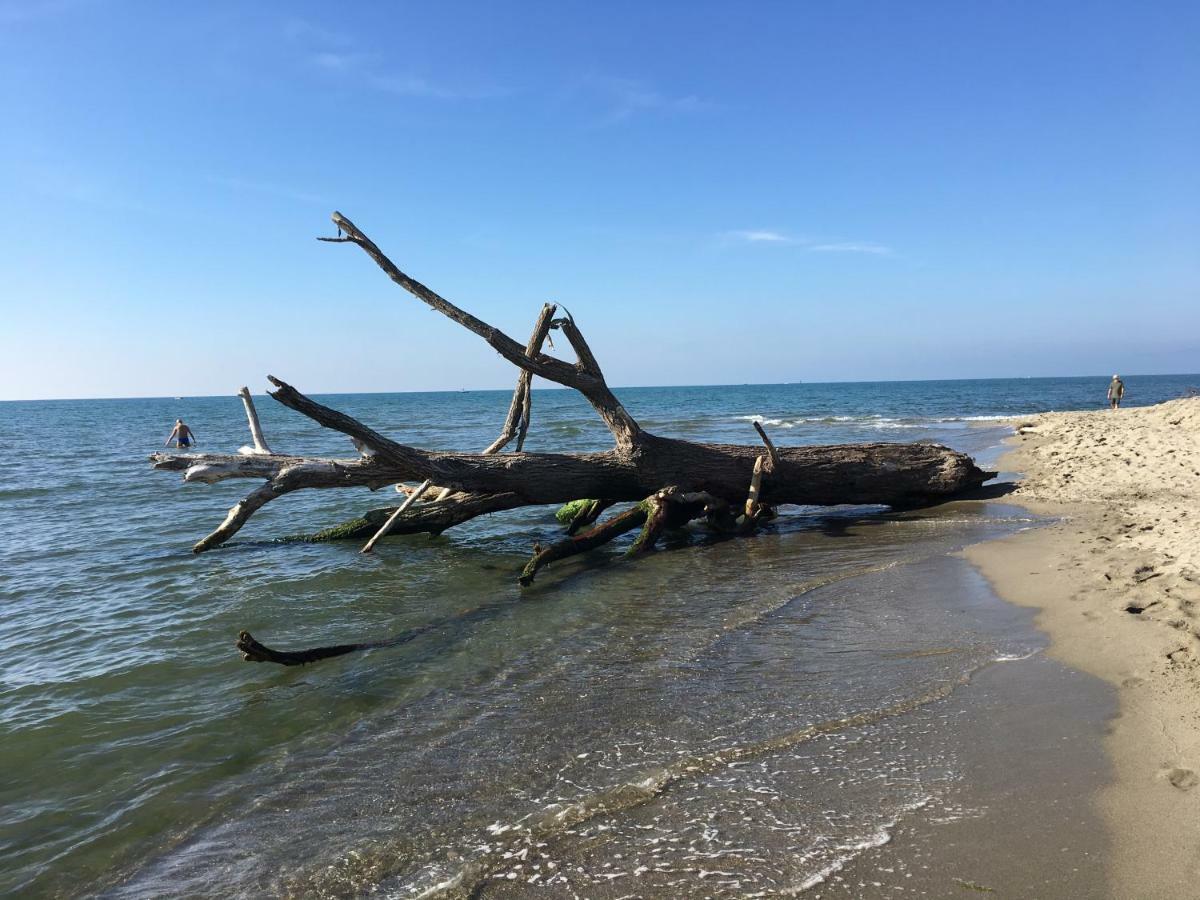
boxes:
[966,397,1200,898]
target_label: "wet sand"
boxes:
[967,398,1200,898]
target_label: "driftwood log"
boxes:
[150,212,992,663]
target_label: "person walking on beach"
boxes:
[1107,375,1125,410]
[164,419,197,448]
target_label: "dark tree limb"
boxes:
[521,488,718,584]
[431,302,558,503]
[520,502,652,586]
[628,490,673,555]
[236,619,440,666]
[753,420,781,470]
[301,492,526,542]
[499,302,557,454]
[549,311,642,448]
[322,212,641,449]
[236,631,367,666]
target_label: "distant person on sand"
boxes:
[164,419,196,448]
[1107,375,1125,410]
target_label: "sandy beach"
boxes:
[968,397,1200,898]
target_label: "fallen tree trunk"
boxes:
[152,431,985,546]
[150,211,992,660]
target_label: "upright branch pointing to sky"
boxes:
[150,212,992,663]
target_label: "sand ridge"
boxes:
[967,396,1200,898]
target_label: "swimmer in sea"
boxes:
[164,419,197,448]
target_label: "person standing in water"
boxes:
[164,419,197,448]
[1107,375,1125,410]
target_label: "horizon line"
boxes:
[3,372,1197,404]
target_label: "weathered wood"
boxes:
[361,479,431,553]
[324,212,642,451]
[745,455,765,518]
[302,492,525,542]
[156,432,987,512]
[434,302,558,502]
[520,502,651,586]
[753,420,780,469]
[237,386,273,455]
[523,488,716,584]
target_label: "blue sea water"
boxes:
[0,374,1194,897]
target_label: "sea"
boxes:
[2,374,1197,898]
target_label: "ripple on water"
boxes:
[3,383,1126,896]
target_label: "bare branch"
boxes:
[745,455,765,518]
[551,313,641,448]
[322,213,642,449]
[326,212,580,385]
[435,302,557,501]
[483,301,557,455]
[238,387,274,455]
[305,492,525,542]
[151,451,403,490]
[194,483,282,552]
[752,421,780,470]
[361,478,432,553]
[520,502,651,586]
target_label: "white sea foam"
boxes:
[787,796,932,894]
[993,648,1041,663]
[735,412,1012,430]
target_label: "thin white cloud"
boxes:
[283,18,353,48]
[581,76,710,125]
[727,230,798,244]
[286,17,500,101]
[367,73,504,101]
[723,230,895,256]
[808,241,894,255]
[311,51,363,71]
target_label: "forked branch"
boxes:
[321,212,641,450]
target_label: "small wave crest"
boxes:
[993,648,1041,663]
[735,412,1013,431]
[786,796,932,894]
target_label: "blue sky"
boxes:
[1,0,1197,400]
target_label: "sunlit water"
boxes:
[1,376,1195,897]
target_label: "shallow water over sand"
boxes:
[101,503,1111,898]
[5,377,1186,896]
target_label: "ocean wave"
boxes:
[735,412,1014,430]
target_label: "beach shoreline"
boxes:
[966,397,1200,898]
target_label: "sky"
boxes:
[0,0,1197,400]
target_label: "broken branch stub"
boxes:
[237,387,273,455]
